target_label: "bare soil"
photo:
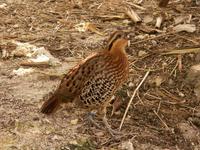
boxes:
[0,0,200,149]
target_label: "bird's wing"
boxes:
[79,67,116,106]
[56,52,111,100]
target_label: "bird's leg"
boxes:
[99,105,121,137]
[85,111,102,129]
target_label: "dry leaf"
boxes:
[175,4,184,12]
[155,76,164,87]
[74,22,104,35]
[74,22,88,32]
[138,50,147,57]
[86,23,104,36]
[70,119,78,125]
[69,140,78,145]
[128,82,134,88]
[143,15,153,24]
[174,15,191,25]
[149,75,166,87]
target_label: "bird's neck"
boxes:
[110,46,126,58]
[109,49,127,67]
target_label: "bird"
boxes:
[40,31,129,136]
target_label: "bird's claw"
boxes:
[85,112,121,137]
[85,112,102,129]
[107,127,121,138]
[102,116,121,137]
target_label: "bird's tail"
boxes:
[40,94,61,114]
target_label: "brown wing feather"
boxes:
[78,52,128,107]
[41,52,110,114]
[79,70,116,106]
[57,52,109,98]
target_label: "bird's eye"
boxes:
[116,34,122,39]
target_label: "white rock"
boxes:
[12,67,34,76]
[29,54,49,63]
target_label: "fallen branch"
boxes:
[96,14,126,21]
[173,24,196,33]
[119,70,150,130]
[161,48,200,55]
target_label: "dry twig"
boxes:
[177,55,182,72]
[161,48,200,55]
[131,31,175,45]
[125,2,146,10]
[153,110,170,130]
[119,70,150,130]
[175,34,199,45]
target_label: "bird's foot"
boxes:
[107,127,121,137]
[102,116,121,137]
[85,112,102,129]
[85,113,121,137]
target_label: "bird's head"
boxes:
[110,38,128,55]
[106,31,125,51]
[106,30,129,56]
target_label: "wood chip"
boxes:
[125,7,141,23]
[173,24,196,33]
[155,16,163,28]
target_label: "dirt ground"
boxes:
[1,0,200,149]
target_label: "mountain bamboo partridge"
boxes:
[41,31,129,136]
